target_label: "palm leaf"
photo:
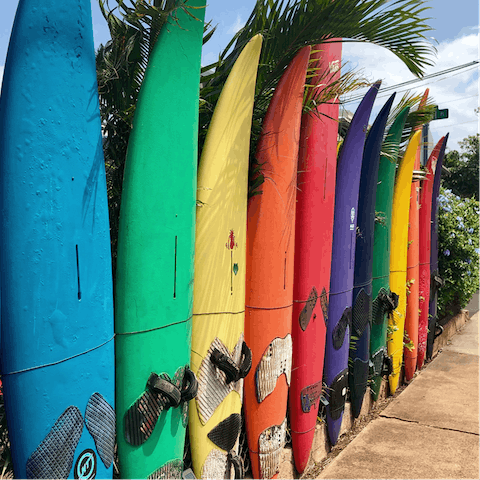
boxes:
[379,91,436,161]
[199,0,435,191]
[96,0,190,281]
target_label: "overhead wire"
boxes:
[342,60,479,104]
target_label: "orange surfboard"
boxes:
[404,89,429,381]
[244,46,310,479]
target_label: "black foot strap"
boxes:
[211,341,252,384]
[328,369,348,421]
[124,366,198,446]
[227,451,244,479]
[434,323,444,340]
[382,355,393,376]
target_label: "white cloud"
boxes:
[0,65,3,88]
[341,32,479,151]
[227,14,244,35]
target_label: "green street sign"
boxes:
[433,106,449,120]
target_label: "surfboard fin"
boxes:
[26,406,83,479]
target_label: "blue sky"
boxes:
[1,0,478,150]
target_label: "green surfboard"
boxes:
[370,106,409,401]
[114,2,205,478]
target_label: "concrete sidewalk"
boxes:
[317,310,479,479]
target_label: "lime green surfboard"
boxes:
[370,106,409,400]
[114,2,205,478]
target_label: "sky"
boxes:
[0,0,478,152]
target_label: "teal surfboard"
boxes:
[114,1,205,478]
[0,1,115,478]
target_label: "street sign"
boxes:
[433,106,449,120]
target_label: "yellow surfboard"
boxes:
[189,34,262,479]
[388,130,422,394]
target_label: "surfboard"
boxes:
[324,81,380,445]
[403,90,429,381]
[349,93,395,418]
[0,1,115,478]
[403,162,421,381]
[244,46,310,479]
[289,41,342,474]
[417,136,448,369]
[427,133,449,360]
[188,34,262,480]
[369,106,410,401]
[388,130,422,395]
[114,2,205,478]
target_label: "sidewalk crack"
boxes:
[379,414,479,436]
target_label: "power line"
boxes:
[343,60,479,103]
[430,119,478,129]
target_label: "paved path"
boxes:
[317,310,479,479]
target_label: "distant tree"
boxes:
[442,134,479,200]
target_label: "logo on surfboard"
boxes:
[350,207,355,230]
[74,449,97,479]
[226,230,238,251]
[226,230,239,294]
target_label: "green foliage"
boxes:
[199,0,436,194]
[437,187,480,317]
[96,0,188,279]
[381,90,436,160]
[0,387,12,479]
[442,134,479,200]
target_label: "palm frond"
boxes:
[379,91,436,161]
[96,0,191,281]
[303,58,371,118]
[199,0,435,178]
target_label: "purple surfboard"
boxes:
[427,133,449,359]
[324,81,380,445]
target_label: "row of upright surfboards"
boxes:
[0,1,449,479]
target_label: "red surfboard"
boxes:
[417,136,446,368]
[289,41,342,474]
[244,46,310,479]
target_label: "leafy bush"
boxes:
[437,187,479,317]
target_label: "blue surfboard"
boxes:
[0,1,115,478]
[349,93,395,418]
